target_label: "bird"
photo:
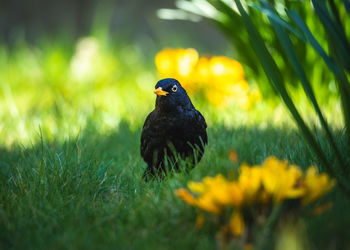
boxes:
[140,78,207,180]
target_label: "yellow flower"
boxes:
[227,183,244,207]
[209,56,245,82]
[155,49,176,76]
[238,165,262,203]
[195,192,221,214]
[187,181,206,194]
[175,188,196,205]
[229,212,244,236]
[205,56,249,107]
[202,175,231,205]
[203,174,243,207]
[176,156,335,241]
[155,48,262,109]
[176,186,222,214]
[187,174,244,213]
[194,57,211,85]
[155,48,199,92]
[261,157,305,203]
[302,166,335,204]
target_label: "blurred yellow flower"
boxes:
[238,164,262,203]
[194,57,211,84]
[176,155,335,240]
[188,181,206,194]
[176,188,196,205]
[229,212,244,236]
[155,48,199,92]
[261,157,305,203]
[155,48,262,108]
[206,175,243,206]
[302,166,335,204]
[209,56,245,82]
[196,192,222,214]
[188,174,243,208]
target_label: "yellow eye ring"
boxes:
[172,85,178,92]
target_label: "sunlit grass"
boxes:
[0,38,157,146]
[1,2,349,249]
[0,38,343,147]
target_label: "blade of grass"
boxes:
[343,0,350,14]
[249,3,305,41]
[288,9,350,160]
[311,0,350,73]
[259,0,346,177]
[328,0,346,31]
[233,0,333,177]
[212,1,262,73]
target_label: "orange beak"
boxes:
[154,87,168,96]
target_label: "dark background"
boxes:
[1,0,230,54]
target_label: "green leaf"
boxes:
[249,2,306,41]
[233,0,333,176]
[175,0,226,21]
[260,0,346,177]
[288,9,350,158]
[343,0,350,15]
[156,9,202,22]
[311,0,350,72]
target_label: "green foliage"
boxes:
[239,0,350,194]
[158,0,336,97]
[1,124,350,249]
[165,0,350,194]
[0,38,157,145]
[1,2,349,247]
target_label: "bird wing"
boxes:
[140,110,168,163]
[141,108,207,167]
[140,111,154,160]
[193,109,208,145]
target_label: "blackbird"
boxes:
[140,78,207,179]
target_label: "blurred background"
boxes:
[1,1,349,249]
[1,0,229,52]
[0,0,239,146]
[0,0,343,146]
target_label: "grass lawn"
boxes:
[1,122,350,249]
[1,40,349,250]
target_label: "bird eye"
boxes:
[171,85,178,92]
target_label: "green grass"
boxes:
[1,37,349,249]
[1,123,350,250]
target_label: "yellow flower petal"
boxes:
[196,193,221,214]
[228,183,244,207]
[238,165,262,203]
[155,48,199,93]
[202,174,243,207]
[175,188,196,205]
[261,157,305,203]
[188,181,206,194]
[229,212,244,236]
[302,166,335,204]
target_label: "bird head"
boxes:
[154,78,193,112]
